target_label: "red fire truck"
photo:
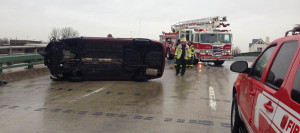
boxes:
[159,16,233,65]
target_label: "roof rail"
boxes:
[285,24,300,36]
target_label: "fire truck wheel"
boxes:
[231,93,242,133]
[214,61,224,66]
[166,49,174,60]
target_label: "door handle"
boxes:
[264,101,274,113]
[248,89,255,96]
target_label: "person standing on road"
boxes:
[175,37,191,76]
[174,39,181,68]
[187,41,195,69]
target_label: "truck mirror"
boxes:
[230,61,249,73]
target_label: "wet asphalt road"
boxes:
[0,60,246,133]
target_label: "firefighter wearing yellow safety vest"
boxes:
[187,41,195,68]
[174,39,180,68]
[175,37,191,76]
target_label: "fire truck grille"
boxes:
[213,46,223,56]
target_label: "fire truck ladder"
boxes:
[171,16,230,33]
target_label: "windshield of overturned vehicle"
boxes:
[201,34,231,44]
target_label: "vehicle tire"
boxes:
[231,93,243,133]
[214,61,224,66]
[50,73,65,81]
[0,80,7,85]
[68,76,84,82]
[166,49,174,60]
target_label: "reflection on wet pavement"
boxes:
[0,61,241,133]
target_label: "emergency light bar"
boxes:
[294,24,300,31]
[194,29,208,32]
[194,29,231,32]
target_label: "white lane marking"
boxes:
[209,86,216,110]
[70,83,116,103]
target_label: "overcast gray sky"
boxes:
[0,0,299,52]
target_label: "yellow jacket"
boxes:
[189,45,195,55]
[175,44,191,60]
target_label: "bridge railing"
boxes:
[0,54,44,74]
[233,52,261,57]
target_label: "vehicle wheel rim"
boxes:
[232,102,236,128]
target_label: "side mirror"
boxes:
[230,61,249,73]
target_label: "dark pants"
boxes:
[176,59,187,76]
[187,55,194,67]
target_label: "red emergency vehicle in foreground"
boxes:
[230,24,300,133]
[159,16,233,65]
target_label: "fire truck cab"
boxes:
[160,16,233,65]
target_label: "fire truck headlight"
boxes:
[223,49,231,55]
[223,49,231,53]
[201,49,212,55]
[205,49,212,54]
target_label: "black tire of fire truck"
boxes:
[231,93,243,133]
[166,48,174,60]
[213,61,224,66]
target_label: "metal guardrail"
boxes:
[0,45,46,55]
[233,52,261,57]
[0,54,44,74]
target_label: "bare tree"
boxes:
[49,27,79,41]
[0,39,3,46]
[0,38,9,45]
[232,46,241,56]
[49,28,61,40]
[3,38,9,44]
[60,27,79,39]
